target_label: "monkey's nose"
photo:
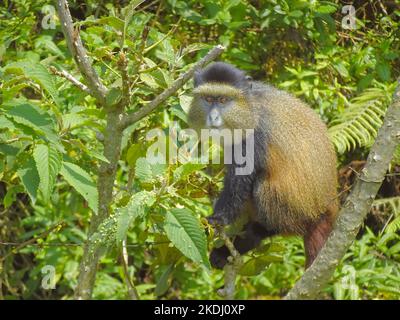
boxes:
[207,109,222,127]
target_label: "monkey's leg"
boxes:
[303,214,334,269]
[210,222,276,269]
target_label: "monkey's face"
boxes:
[200,95,235,128]
[189,83,251,130]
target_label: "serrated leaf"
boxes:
[116,191,156,243]
[5,101,60,147]
[60,161,98,213]
[62,113,86,129]
[164,208,210,268]
[33,144,62,202]
[17,156,40,203]
[135,157,166,183]
[135,157,153,182]
[4,61,61,106]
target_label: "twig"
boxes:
[285,79,400,299]
[55,0,108,104]
[119,45,225,130]
[49,66,91,94]
[143,17,182,54]
[117,51,131,105]
[121,239,139,300]
[0,222,66,263]
[215,227,243,300]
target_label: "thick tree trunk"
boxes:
[74,108,123,299]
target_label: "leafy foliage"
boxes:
[328,85,395,154]
[1,0,400,300]
[164,208,210,268]
[33,144,62,202]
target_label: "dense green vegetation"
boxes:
[1,0,400,299]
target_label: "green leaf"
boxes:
[239,255,281,276]
[334,62,349,78]
[126,143,145,167]
[17,156,40,203]
[316,5,337,14]
[35,35,65,58]
[4,61,61,106]
[60,161,98,213]
[33,144,62,202]
[173,163,206,181]
[164,208,210,268]
[376,62,391,81]
[0,115,15,129]
[105,87,122,107]
[140,73,159,89]
[5,101,60,147]
[135,157,153,182]
[135,157,166,183]
[155,264,173,297]
[3,185,24,208]
[98,17,125,31]
[116,191,156,243]
[179,95,192,114]
[289,10,303,18]
[86,149,110,164]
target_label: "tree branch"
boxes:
[285,79,400,299]
[49,66,91,94]
[119,45,225,130]
[216,227,243,300]
[55,0,108,104]
[121,239,139,300]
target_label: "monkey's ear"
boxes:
[194,70,203,87]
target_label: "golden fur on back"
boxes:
[251,85,338,234]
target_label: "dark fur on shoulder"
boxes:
[194,62,250,88]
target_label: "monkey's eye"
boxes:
[219,97,227,104]
[205,96,214,103]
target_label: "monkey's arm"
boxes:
[209,164,257,225]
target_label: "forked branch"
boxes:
[55,0,108,104]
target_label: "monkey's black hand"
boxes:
[210,246,230,269]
